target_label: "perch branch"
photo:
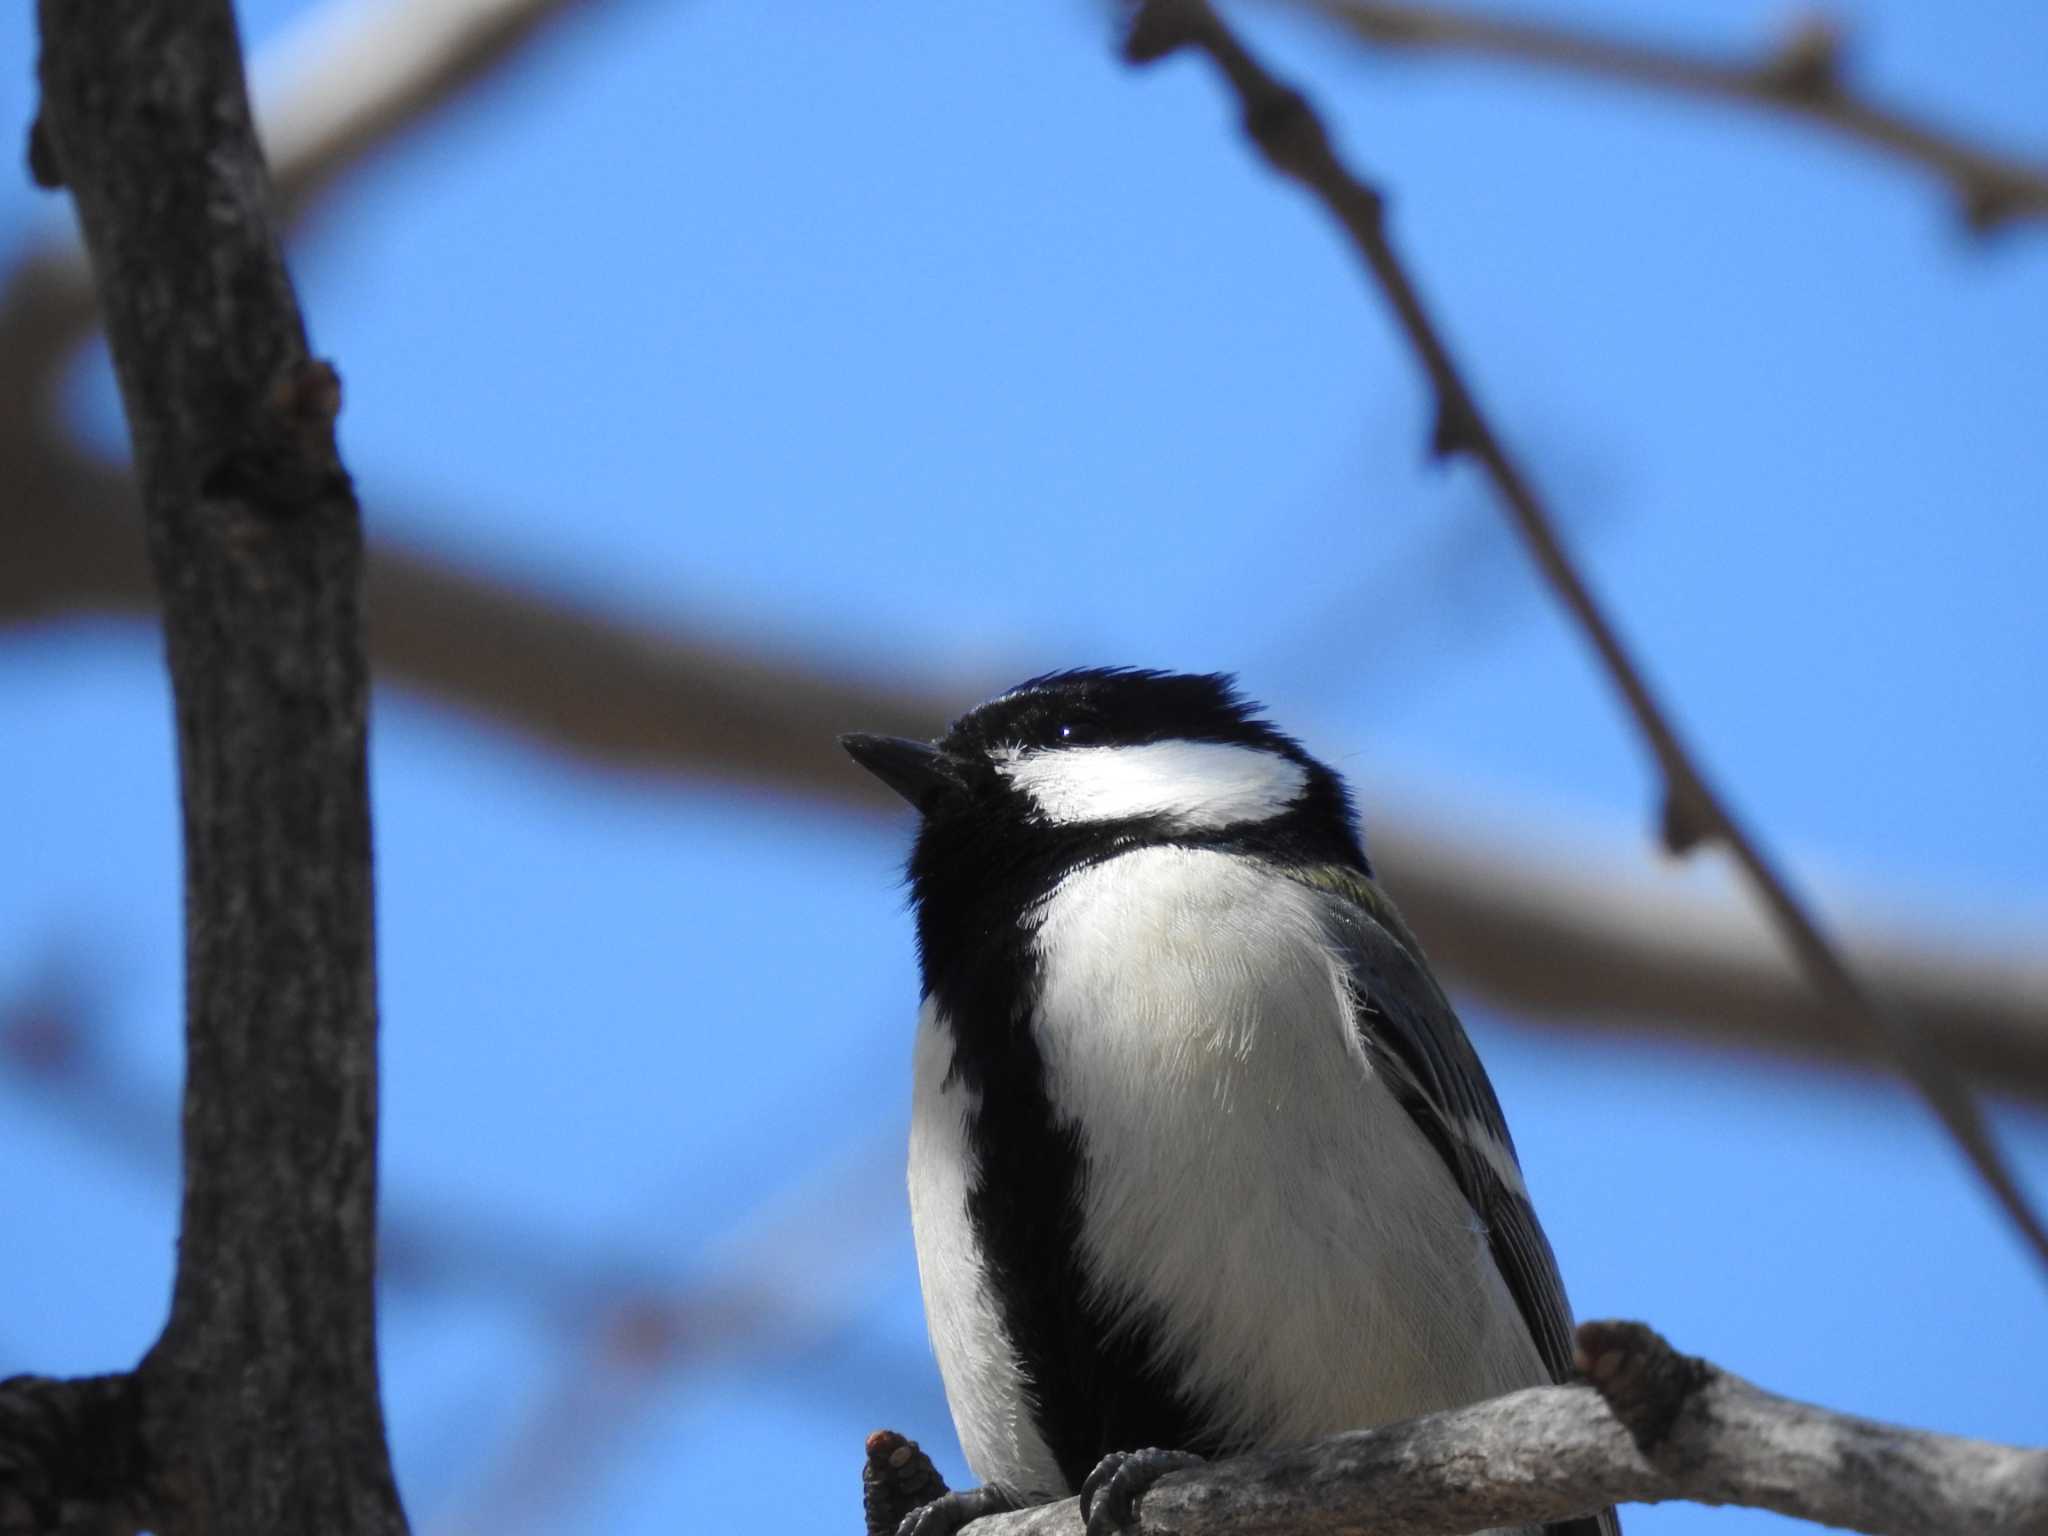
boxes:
[15,0,408,1530]
[867,1321,2048,1536]
[1288,1,2048,232]
[1121,0,2048,1274]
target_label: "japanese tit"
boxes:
[844,669,1615,1536]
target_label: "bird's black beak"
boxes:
[840,733,967,815]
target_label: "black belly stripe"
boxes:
[937,966,1220,1491]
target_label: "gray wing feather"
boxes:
[1294,865,1621,1536]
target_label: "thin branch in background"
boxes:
[1121,0,2048,1276]
[0,958,905,1346]
[0,966,912,1533]
[1245,421,1623,699]
[423,1127,916,1535]
[1286,0,2048,232]
[425,1292,767,1536]
[871,1320,2048,1536]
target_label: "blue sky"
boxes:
[2,2,2045,1532]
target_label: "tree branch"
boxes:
[14,2,408,1532]
[0,1375,145,1536]
[863,1321,2048,1536]
[1286,1,2048,233]
[1121,0,2048,1279]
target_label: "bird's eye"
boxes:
[1057,719,1102,746]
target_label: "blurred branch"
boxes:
[0,942,906,1345]
[416,1127,913,1536]
[0,433,941,787]
[254,0,601,226]
[11,0,407,1531]
[865,1320,2048,1536]
[1376,813,2048,1095]
[7,440,2047,1100]
[0,0,595,411]
[1285,1,2048,233]
[422,1292,767,1536]
[1120,0,2048,1274]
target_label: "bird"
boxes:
[841,668,1617,1536]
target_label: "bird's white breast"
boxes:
[1030,846,1547,1449]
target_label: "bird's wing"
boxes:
[1288,863,1620,1536]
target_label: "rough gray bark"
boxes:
[0,4,407,1534]
[864,1322,2048,1536]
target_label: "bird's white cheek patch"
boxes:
[1000,741,1308,830]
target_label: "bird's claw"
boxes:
[1078,1448,1206,1536]
[896,1485,1016,1536]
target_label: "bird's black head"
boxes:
[842,669,1369,979]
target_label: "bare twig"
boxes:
[1121,0,2048,1274]
[1287,0,2048,232]
[17,0,407,1531]
[870,1321,2048,1536]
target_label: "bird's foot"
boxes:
[895,1485,1017,1536]
[1078,1448,1206,1536]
